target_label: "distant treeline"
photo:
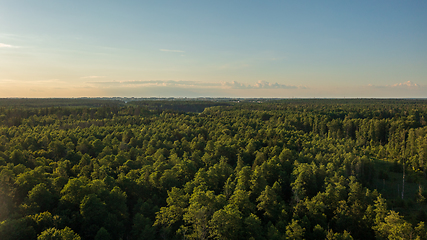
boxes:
[0,98,232,113]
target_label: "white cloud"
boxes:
[222,80,303,89]
[221,81,251,89]
[253,80,298,89]
[160,49,185,53]
[89,79,306,91]
[0,43,18,48]
[391,81,419,87]
[368,81,420,88]
[90,80,220,88]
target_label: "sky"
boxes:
[1,1,426,98]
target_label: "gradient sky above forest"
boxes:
[1,1,426,98]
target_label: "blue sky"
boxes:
[1,1,426,98]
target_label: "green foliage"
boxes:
[326,229,353,240]
[94,227,111,240]
[37,227,80,240]
[29,211,54,234]
[79,194,108,238]
[132,213,156,240]
[1,99,427,239]
[209,205,242,240]
[286,219,305,240]
[0,217,36,240]
[244,213,264,240]
[26,183,55,213]
[374,211,413,240]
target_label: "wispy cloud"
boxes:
[90,80,220,88]
[222,80,304,89]
[253,80,299,89]
[89,79,306,90]
[368,81,420,88]
[0,43,18,48]
[1,78,64,84]
[160,49,185,53]
[391,81,419,87]
[81,76,106,79]
[221,81,250,89]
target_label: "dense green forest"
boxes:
[0,98,427,239]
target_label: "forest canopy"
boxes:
[0,98,426,239]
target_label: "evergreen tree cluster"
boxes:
[0,99,426,239]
